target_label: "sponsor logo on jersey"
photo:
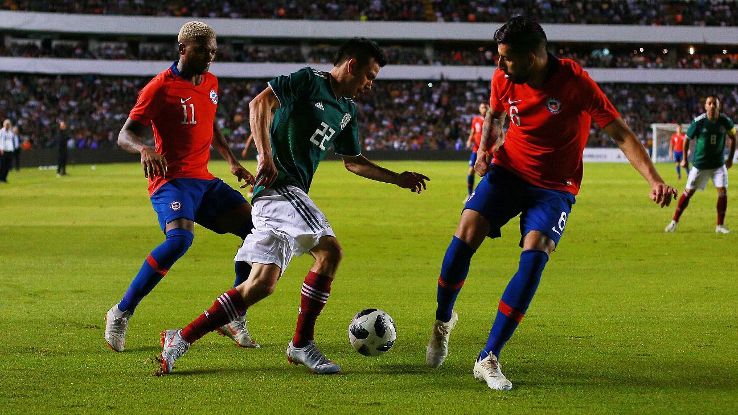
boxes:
[507,98,522,105]
[180,97,192,103]
[315,102,324,111]
[170,201,181,211]
[546,97,562,114]
[209,89,218,104]
[340,113,352,129]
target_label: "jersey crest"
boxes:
[546,97,561,114]
[340,113,352,130]
[209,89,218,104]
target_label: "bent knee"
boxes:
[317,242,343,266]
[166,228,194,253]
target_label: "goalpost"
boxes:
[650,123,690,163]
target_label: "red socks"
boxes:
[181,288,246,344]
[292,271,332,347]
[673,191,692,222]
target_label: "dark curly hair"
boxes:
[493,16,547,55]
[333,37,387,67]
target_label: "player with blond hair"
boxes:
[105,21,259,352]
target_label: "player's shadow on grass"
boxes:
[357,363,430,375]
[515,359,737,391]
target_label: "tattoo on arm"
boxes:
[479,111,495,151]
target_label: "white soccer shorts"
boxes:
[685,165,728,190]
[235,185,335,274]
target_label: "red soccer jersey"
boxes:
[470,115,484,152]
[489,56,620,195]
[670,133,685,152]
[129,64,219,195]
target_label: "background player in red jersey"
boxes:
[669,124,687,179]
[104,21,258,352]
[465,103,488,200]
[426,16,677,391]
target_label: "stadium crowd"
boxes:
[3,39,736,69]
[2,0,736,26]
[2,74,736,153]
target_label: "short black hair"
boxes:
[493,16,547,55]
[333,37,387,67]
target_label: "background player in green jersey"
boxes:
[666,95,736,233]
[156,38,429,375]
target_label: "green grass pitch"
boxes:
[0,160,736,414]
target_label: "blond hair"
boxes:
[178,21,216,43]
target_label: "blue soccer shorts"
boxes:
[464,165,576,246]
[469,151,478,167]
[150,178,247,233]
[673,151,683,163]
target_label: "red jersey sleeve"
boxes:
[129,75,166,126]
[580,70,619,128]
[489,70,506,115]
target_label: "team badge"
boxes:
[340,113,352,129]
[170,201,181,211]
[546,97,561,114]
[209,89,218,104]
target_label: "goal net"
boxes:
[650,123,690,163]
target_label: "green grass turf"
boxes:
[0,161,736,414]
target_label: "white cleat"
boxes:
[716,225,730,234]
[156,329,190,375]
[426,311,459,368]
[286,341,341,374]
[664,220,678,233]
[473,352,513,391]
[217,314,260,348]
[104,305,131,352]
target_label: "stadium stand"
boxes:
[0,6,736,163]
[3,74,736,153]
[2,0,736,26]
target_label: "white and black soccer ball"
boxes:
[348,308,397,356]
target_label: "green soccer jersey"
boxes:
[253,67,361,198]
[686,113,735,169]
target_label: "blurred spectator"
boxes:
[0,74,735,152]
[2,0,736,26]
[3,38,735,69]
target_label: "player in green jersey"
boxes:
[156,38,429,375]
[666,95,736,234]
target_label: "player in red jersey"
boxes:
[669,124,687,179]
[426,17,677,390]
[104,21,258,352]
[465,103,488,199]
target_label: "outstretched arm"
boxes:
[249,86,280,187]
[118,117,166,178]
[603,117,677,207]
[343,155,429,194]
[211,121,254,187]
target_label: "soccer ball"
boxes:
[348,308,397,356]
